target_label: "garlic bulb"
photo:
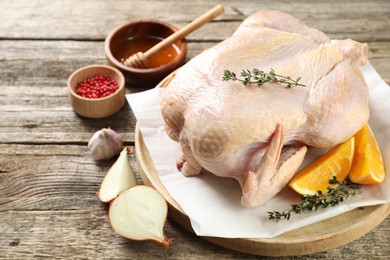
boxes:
[88,128,123,160]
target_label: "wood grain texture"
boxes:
[0,143,389,259]
[0,40,388,88]
[1,0,389,258]
[0,40,388,144]
[1,210,389,259]
[1,0,389,42]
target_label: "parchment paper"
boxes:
[126,61,390,238]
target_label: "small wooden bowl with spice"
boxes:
[67,64,126,119]
[104,19,187,88]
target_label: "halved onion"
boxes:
[109,185,174,248]
[98,147,137,203]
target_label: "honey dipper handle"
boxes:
[144,5,224,58]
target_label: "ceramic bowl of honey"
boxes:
[104,19,187,88]
[67,64,126,119]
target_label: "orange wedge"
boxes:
[289,137,355,195]
[348,124,385,184]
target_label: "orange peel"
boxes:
[289,137,355,195]
[348,124,385,184]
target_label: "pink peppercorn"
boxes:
[76,74,119,99]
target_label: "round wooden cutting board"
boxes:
[135,124,390,257]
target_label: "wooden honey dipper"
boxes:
[122,5,224,68]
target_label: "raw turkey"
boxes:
[160,10,369,207]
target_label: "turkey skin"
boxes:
[160,10,369,207]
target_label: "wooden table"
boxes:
[1,0,389,258]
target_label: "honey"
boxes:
[114,36,180,68]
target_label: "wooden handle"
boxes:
[144,5,224,58]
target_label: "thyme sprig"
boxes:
[268,177,361,222]
[223,68,305,88]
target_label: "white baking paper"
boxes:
[126,61,390,238]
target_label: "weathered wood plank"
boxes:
[0,209,388,259]
[0,0,389,42]
[1,1,389,258]
[0,40,389,88]
[0,144,389,258]
[0,40,389,144]
[0,109,136,144]
[0,144,142,211]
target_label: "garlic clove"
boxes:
[109,185,174,248]
[88,128,123,160]
[98,147,137,203]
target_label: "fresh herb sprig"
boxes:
[268,177,361,222]
[223,68,305,88]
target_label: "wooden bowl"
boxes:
[104,19,187,88]
[67,64,126,119]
